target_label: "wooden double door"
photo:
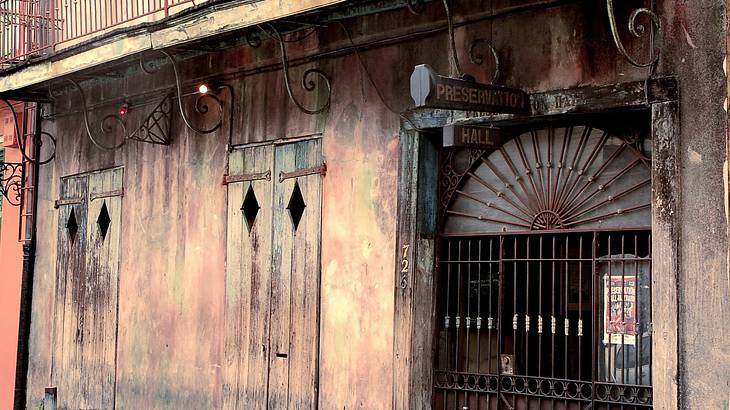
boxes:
[223,138,323,410]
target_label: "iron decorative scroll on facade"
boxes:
[0,161,23,206]
[260,24,332,115]
[127,95,173,145]
[606,1,661,68]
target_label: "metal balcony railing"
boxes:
[0,0,201,70]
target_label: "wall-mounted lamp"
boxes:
[118,103,129,118]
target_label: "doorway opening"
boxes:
[433,123,653,409]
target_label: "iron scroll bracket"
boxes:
[279,163,327,182]
[606,1,661,68]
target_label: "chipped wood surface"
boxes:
[51,167,123,409]
[269,139,322,409]
[223,145,273,409]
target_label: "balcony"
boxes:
[0,0,203,70]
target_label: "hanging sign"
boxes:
[443,124,501,148]
[410,64,529,114]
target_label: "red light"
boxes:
[118,104,128,117]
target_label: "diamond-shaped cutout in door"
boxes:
[67,208,79,242]
[287,180,306,231]
[241,185,260,233]
[97,202,111,240]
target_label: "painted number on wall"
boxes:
[400,244,410,289]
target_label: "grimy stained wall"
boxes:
[23,1,730,408]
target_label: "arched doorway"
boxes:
[434,125,653,409]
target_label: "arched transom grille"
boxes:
[442,125,651,234]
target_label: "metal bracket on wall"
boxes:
[0,99,56,165]
[90,189,124,201]
[0,162,23,206]
[606,1,661,68]
[54,197,84,209]
[222,170,272,185]
[279,162,327,182]
[468,39,501,84]
[260,24,332,115]
[128,95,173,145]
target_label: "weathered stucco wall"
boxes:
[22,0,730,408]
[657,2,730,408]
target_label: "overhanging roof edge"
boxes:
[0,0,348,93]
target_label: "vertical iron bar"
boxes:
[455,239,463,410]
[465,240,472,406]
[578,235,583,381]
[538,235,543,378]
[477,239,483,410]
[446,241,452,409]
[607,234,613,383]
[620,234,626,385]
[591,232,597,406]
[512,236,517,376]
[634,233,640,386]
[551,235,556,410]
[496,236,504,409]
[525,237,530,376]
[647,233,652,386]
[564,235,569,380]
[487,238,494,410]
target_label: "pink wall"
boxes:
[0,145,22,408]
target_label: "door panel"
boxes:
[52,167,123,409]
[223,145,274,410]
[224,139,322,409]
[269,139,322,409]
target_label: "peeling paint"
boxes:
[689,147,703,163]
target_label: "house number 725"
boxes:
[400,244,410,289]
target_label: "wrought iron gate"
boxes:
[434,125,653,409]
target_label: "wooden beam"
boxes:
[650,101,681,410]
[392,131,439,409]
[403,77,678,130]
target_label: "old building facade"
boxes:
[0,0,729,409]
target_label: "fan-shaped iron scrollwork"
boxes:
[0,162,23,206]
[442,125,651,234]
[607,1,661,67]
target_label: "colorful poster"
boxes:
[603,275,637,345]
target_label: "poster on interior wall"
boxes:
[603,275,637,345]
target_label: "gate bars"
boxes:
[434,231,652,410]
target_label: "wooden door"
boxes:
[223,144,274,410]
[52,167,123,409]
[268,139,322,409]
[224,139,322,410]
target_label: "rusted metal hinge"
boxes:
[54,197,84,208]
[222,170,271,185]
[279,162,327,182]
[91,189,124,201]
